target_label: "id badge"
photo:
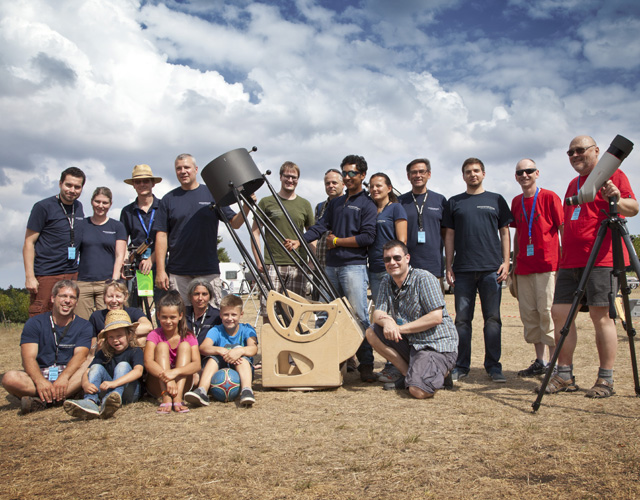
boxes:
[417,231,426,244]
[571,206,581,221]
[526,244,534,257]
[142,248,152,259]
[67,247,76,260]
[48,365,59,381]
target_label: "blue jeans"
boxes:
[453,271,502,374]
[85,362,141,405]
[368,270,387,306]
[325,265,374,366]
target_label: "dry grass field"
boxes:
[1,292,640,500]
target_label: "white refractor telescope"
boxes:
[566,134,634,206]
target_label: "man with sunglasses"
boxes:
[510,159,563,377]
[365,240,458,397]
[285,155,377,382]
[540,136,638,398]
[251,161,314,324]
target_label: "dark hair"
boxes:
[91,186,113,202]
[220,294,243,310]
[406,158,431,173]
[462,157,485,173]
[382,239,408,255]
[60,167,86,186]
[157,291,188,339]
[340,155,368,174]
[369,173,398,203]
[52,280,79,299]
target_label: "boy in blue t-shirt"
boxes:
[185,294,258,408]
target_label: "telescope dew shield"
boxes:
[567,135,634,206]
[201,148,264,207]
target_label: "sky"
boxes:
[1,0,639,288]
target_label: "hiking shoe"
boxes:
[443,371,454,390]
[450,368,469,382]
[63,399,100,420]
[383,376,406,391]
[100,392,122,419]
[21,396,46,415]
[346,356,358,372]
[517,360,547,377]
[359,364,376,383]
[185,387,210,407]
[489,370,507,383]
[239,388,255,407]
[376,364,402,383]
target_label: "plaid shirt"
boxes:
[375,267,458,353]
[314,199,330,269]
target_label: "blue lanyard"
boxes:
[521,188,539,243]
[136,208,155,243]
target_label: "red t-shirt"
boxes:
[511,188,563,275]
[561,169,635,268]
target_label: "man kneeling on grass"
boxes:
[365,240,458,398]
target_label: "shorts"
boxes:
[373,324,457,393]
[553,267,617,307]
[259,265,307,317]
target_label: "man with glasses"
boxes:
[540,136,638,398]
[2,280,93,414]
[365,240,458,397]
[251,161,315,324]
[510,159,563,377]
[285,155,377,382]
[443,158,512,383]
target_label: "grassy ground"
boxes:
[1,292,640,499]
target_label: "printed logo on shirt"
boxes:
[103,231,117,234]
[75,217,84,221]
[477,206,496,211]
[427,207,441,211]
[347,205,361,212]
[199,202,211,205]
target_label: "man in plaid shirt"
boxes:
[366,240,458,398]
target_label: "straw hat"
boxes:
[124,164,163,185]
[98,309,139,339]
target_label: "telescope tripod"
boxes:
[532,198,640,412]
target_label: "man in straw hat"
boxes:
[64,309,144,420]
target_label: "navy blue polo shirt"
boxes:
[77,218,127,281]
[120,195,160,250]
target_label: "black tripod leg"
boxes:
[618,227,640,396]
[532,218,610,412]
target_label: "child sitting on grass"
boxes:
[185,294,258,408]
[64,309,143,420]
[144,291,201,414]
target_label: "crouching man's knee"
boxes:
[408,385,435,399]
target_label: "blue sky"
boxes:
[1,0,639,287]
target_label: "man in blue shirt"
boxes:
[285,155,377,382]
[2,280,93,414]
[23,167,86,317]
[155,154,251,307]
[366,240,458,398]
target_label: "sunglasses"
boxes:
[516,168,537,177]
[342,170,360,178]
[383,255,404,263]
[566,145,595,157]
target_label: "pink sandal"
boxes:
[173,402,190,413]
[156,402,172,415]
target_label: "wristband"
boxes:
[333,237,338,247]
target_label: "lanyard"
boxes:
[521,188,539,244]
[411,192,427,231]
[58,197,76,246]
[136,208,156,244]
[191,309,206,339]
[49,313,72,365]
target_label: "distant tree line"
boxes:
[0,287,29,324]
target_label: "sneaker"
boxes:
[376,364,402,383]
[450,368,469,382]
[239,388,255,407]
[184,387,210,407]
[517,360,547,377]
[21,396,47,415]
[489,370,507,383]
[100,392,122,419]
[346,356,358,373]
[443,371,454,390]
[63,399,100,420]
[359,364,376,383]
[383,376,406,391]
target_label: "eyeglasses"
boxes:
[409,169,429,176]
[383,255,404,263]
[281,174,298,181]
[516,168,537,177]
[566,145,595,157]
[342,170,360,178]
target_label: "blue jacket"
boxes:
[304,190,376,266]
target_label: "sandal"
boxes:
[156,402,172,415]
[536,374,579,394]
[585,378,615,398]
[173,402,190,413]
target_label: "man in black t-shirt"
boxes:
[443,158,512,383]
